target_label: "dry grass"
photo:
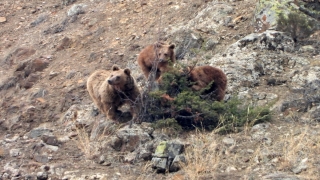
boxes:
[73,119,120,158]
[181,130,223,179]
[178,123,320,179]
[276,126,320,176]
[74,126,93,158]
[0,147,4,158]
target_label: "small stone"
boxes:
[151,157,167,173]
[124,152,137,163]
[5,134,19,142]
[37,171,48,180]
[41,135,60,146]
[67,4,86,16]
[226,166,237,172]
[9,149,21,157]
[222,137,235,146]
[169,155,186,172]
[49,71,59,79]
[299,45,314,53]
[138,149,152,161]
[262,172,300,180]
[45,144,59,152]
[0,17,6,23]
[34,155,49,164]
[167,142,184,158]
[292,158,308,174]
[27,128,53,138]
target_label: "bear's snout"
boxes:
[108,76,120,85]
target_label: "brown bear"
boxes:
[86,65,140,122]
[187,65,227,101]
[137,41,176,82]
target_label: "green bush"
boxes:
[144,68,272,133]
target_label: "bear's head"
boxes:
[154,41,176,63]
[107,65,133,90]
[186,66,204,82]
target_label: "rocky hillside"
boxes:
[0,0,320,179]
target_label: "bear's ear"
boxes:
[124,68,131,75]
[169,44,175,49]
[154,41,163,48]
[112,65,120,71]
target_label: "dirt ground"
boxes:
[4,0,317,179]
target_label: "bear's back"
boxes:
[87,70,111,98]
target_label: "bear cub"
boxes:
[137,41,176,82]
[87,65,140,122]
[187,65,227,101]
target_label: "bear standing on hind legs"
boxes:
[187,65,227,101]
[86,65,140,122]
[137,41,176,82]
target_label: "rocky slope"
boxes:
[0,0,320,179]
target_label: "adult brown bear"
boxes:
[188,65,227,101]
[87,65,140,122]
[137,41,176,82]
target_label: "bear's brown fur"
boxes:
[137,41,176,82]
[188,65,227,101]
[87,65,140,122]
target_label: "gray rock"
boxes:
[292,158,308,174]
[113,124,152,152]
[30,14,48,27]
[62,0,77,6]
[222,137,235,146]
[4,161,20,177]
[36,171,48,180]
[151,140,185,173]
[60,104,96,131]
[34,155,49,164]
[204,38,219,51]
[138,148,152,161]
[169,155,186,172]
[151,157,167,173]
[67,4,86,17]
[44,144,59,152]
[171,30,204,60]
[41,135,60,146]
[171,2,233,34]
[27,128,53,139]
[49,71,59,80]
[66,70,76,79]
[124,151,137,163]
[299,45,315,53]
[4,134,19,143]
[228,30,294,54]
[262,172,300,180]
[9,149,21,157]
[251,123,270,132]
[43,18,69,34]
[167,141,184,159]
[153,141,168,158]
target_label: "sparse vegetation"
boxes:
[277,10,314,41]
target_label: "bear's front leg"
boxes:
[103,103,117,120]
